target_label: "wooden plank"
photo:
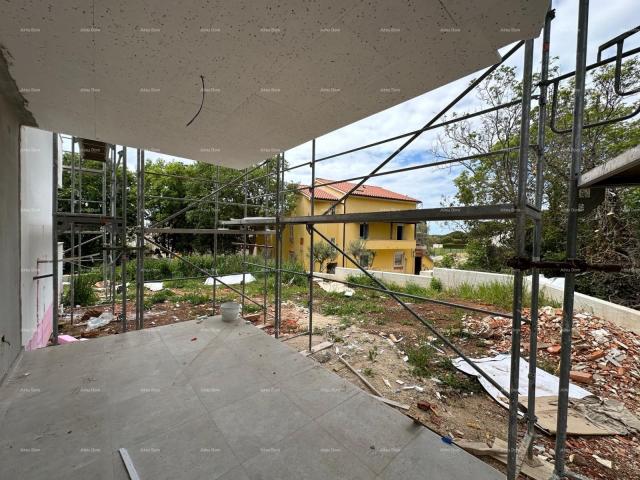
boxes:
[370,394,410,411]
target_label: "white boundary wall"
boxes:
[315,266,640,334]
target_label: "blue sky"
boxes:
[281,0,640,233]
[128,1,640,234]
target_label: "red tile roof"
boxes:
[315,178,420,202]
[298,185,340,200]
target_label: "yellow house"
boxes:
[282,179,426,274]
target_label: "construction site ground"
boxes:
[57,281,640,479]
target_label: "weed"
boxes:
[368,346,379,362]
[319,294,383,319]
[536,357,559,375]
[148,289,176,304]
[406,343,438,377]
[243,303,263,314]
[62,274,98,306]
[446,281,560,310]
[430,277,443,292]
[362,367,374,377]
[179,292,210,305]
[438,371,482,393]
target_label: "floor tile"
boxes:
[378,427,503,480]
[316,392,421,474]
[242,421,376,480]
[210,389,312,462]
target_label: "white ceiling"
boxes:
[0,1,547,167]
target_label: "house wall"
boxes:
[0,87,25,380]
[20,127,55,350]
[282,194,418,274]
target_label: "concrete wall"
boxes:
[20,127,54,350]
[318,266,432,288]
[0,89,24,380]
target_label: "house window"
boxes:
[289,251,296,262]
[393,251,405,269]
[396,224,404,240]
[359,223,369,239]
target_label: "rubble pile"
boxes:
[465,307,640,411]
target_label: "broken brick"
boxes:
[547,344,562,354]
[570,371,593,384]
[586,349,606,361]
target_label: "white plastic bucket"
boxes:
[220,302,241,322]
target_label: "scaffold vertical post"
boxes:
[527,6,554,460]
[121,147,128,332]
[308,139,316,350]
[52,133,59,345]
[507,37,534,480]
[554,0,589,477]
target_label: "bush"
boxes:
[430,277,443,292]
[439,254,455,268]
[62,274,98,306]
[148,289,176,304]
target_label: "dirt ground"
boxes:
[58,287,640,479]
[274,298,640,480]
[58,300,213,337]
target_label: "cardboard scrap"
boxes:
[457,438,554,480]
[529,395,640,435]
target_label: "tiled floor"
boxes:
[0,316,504,479]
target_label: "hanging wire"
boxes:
[186,75,205,127]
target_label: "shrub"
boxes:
[430,277,443,292]
[439,254,455,268]
[63,274,98,306]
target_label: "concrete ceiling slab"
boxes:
[0,0,547,167]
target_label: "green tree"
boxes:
[311,241,337,272]
[439,59,640,307]
[348,238,376,268]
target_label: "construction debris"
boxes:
[86,312,114,331]
[143,282,164,291]
[315,279,354,297]
[338,355,382,397]
[370,395,410,411]
[204,273,255,286]
[301,341,334,357]
[457,438,554,480]
[452,353,592,409]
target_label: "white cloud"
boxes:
[284,0,640,233]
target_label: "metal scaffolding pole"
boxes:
[307,140,316,350]
[121,148,128,332]
[52,133,59,345]
[135,149,145,330]
[274,154,283,338]
[527,6,554,462]
[507,37,534,480]
[70,221,75,325]
[263,161,270,324]
[554,0,589,477]
[110,146,117,316]
[212,165,219,315]
[242,168,248,315]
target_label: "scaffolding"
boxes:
[49,2,640,479]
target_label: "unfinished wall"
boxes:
[0,89,24,380]
[20,127,55,350]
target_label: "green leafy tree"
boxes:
[439,59,640,307]
[348,238,376,269]
[311,241,338,272]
